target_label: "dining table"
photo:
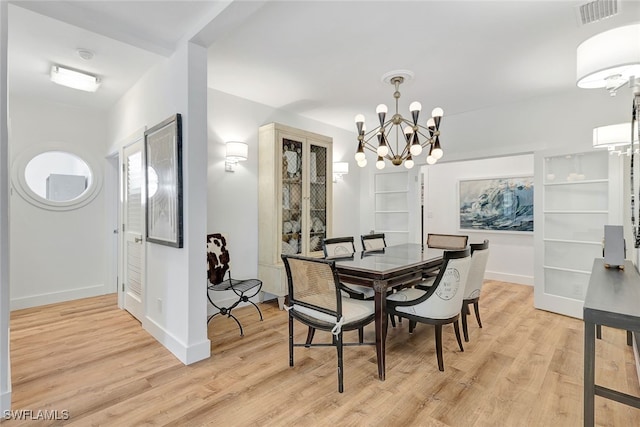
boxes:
[332,243,445,381]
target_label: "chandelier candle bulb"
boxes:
[404,155,414,169]
[353,71,445,168]
[376,134,389,156]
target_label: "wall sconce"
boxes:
[225,141,248,172]
[333,162,349,182]
[576,23,640,96]
[593,122,639,155]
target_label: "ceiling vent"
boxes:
[576,0,619,25]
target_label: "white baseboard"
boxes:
[10,284,108,310]
[142,317,210,365]
[1,389,11,414]
[485,271,533,286]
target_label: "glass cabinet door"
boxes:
[307,143,327,253]
[282,138,303,256]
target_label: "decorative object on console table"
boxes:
[458,176,533,233]
[603,225,625,269]
[145,113,183,248]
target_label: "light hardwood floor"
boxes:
[8,281,640,426]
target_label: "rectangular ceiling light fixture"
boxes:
[50,65,101,92]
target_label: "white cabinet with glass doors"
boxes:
[258,123,333,309]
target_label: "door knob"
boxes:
[135,237,143,243]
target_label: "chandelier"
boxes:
[354,71,444,169]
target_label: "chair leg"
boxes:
[454,320,464,352]
[246,298,264,321]
[409,320,416,334]
[227,312,244,336]
[461,305,469,342]
[288,315,294,367]
[305,327,316,347]
[473,301,482,328]
[435,325,444,371]
[390,314,396,328]
[358,327,364,343]
[336,333,344,393]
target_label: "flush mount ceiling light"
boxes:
[354,70,444,169]
[50,65,101,92]
[576,23,640,96]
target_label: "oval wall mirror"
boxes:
[12,146,102,211]
[24,151,92,201]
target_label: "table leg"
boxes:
[584,320,595,427]
[373,281,387,381]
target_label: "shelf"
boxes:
[543,210,608,214]
[375,210,409,214]
[543,265,591,275]
[544,238,602,245]
[544,179,608,186]
[375,190,408,195]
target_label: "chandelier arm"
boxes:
[360,119,396,143]
[414,128,433,142]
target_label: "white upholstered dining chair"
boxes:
[461,240,490,342]
[386,248,472,371]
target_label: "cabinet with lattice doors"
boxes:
[258,123,333,309]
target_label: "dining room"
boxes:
[3,1,640,423]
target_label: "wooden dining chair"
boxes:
[361,233,387,251]
[461,240,490,342]
[426,233,469,249]
[281,254,376,393]
[386,248,472,371]
[422,233,469,280]
[322,237,375,300]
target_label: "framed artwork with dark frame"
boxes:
[145,113,183,248]
[458,176,534,233]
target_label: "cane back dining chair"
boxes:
[281,254,376,393]
[386,248,472,371]
[322,237,375,300]
[461,240,490,342]
[206,233,263,336]
[422,233,469,281]
[426,233,469,250]
[361,233,387,251]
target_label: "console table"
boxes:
[583,258,640,426]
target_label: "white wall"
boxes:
[206,89,361,282]
[424,154,534,284]
[355,87,631,283]
[0,0,11,414]
[9,96,108,308]
[108,41,209,365]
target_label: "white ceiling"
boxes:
[7,0,640,132]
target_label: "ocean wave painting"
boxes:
[458,176,534,232]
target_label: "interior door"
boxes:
[123,139,145,321]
